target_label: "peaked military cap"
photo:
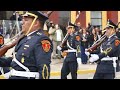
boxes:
[67,22,81,31]
[105,19,117,29]
[68,22,76,27]
[22,11,49,22]
[67,22,78,30]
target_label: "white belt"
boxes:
[65,49,76,53]
[12,52,30,72]
[10,69,39,79]
[101,57,118,61]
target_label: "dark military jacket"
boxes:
[61,33,81,62]
[96,34,120,73]
[10,30,53,72]
[0,29,53,79]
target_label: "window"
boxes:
[91,11,102,29]
[0,11,6,20]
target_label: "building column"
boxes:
[102,11,107,30]
[70,11,76,24]
[118,11,120,28]
[118,11,120,22]
[86,11,91,27]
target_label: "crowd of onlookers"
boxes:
[45,21,120,65]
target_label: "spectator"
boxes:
[47,21,53,32]
[94,26,102,39]
[116,28,120,39]
[92,28,99,44]
[48,23,57,59]
[80,28,89,64]
[87,29,94,48]
[86,22,93,33]
[59,25,67,37]
[76,22,82,31]
[55,24,64,59]
[88,28,101,64]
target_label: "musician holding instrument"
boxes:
[85,19,120,79]
[57,22,81,79]
[0,11,53,79]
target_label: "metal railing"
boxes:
[0,20,22,39]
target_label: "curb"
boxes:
[0,69,96,79]
[50,69,96,76]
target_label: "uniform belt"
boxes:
[1,72,11,79]
[101,57,118,61]
[65,49,76,53]
[10,69,39,79]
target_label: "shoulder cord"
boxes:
[67,40,75,50]
[12,51,30,72]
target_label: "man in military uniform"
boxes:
[86,20,120,79]
[0,11,53,79]
[57,22,81,79]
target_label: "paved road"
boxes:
[50,58,120,79]
[50,58,97,79]
[50,73,95,79]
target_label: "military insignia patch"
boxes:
[41,40,51,52]
[115,40,120,46]
[0,36,4,45]
[76,36,80,41]
[102,47,112,55]
[21,57,25,63]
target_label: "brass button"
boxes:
[24,48,27,50]
[22,53,24,56]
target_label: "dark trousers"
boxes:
[93,61,115,79]
[61,61,78,79]
[81,46,88,64]
[93,73,115,79]
[9,65,50,79]
[9,76,29,79]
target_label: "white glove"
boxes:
[85,51,90,56]
[77,58,82,65]
[89,54,99,63]
[85,49,88,52]
[57,46,62,51]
